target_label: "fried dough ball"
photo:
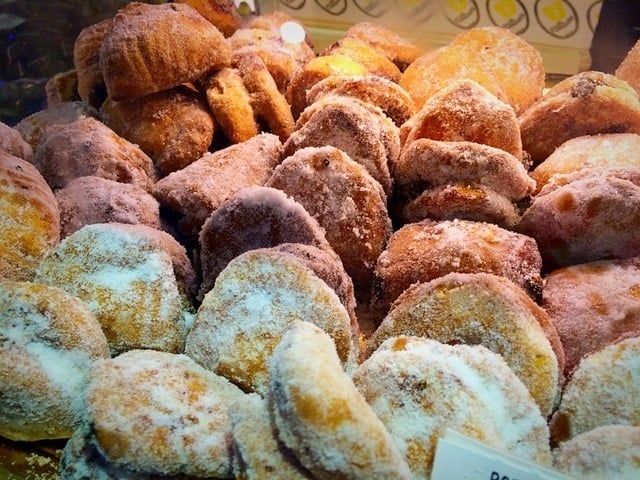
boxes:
[73,18,111,108]
[266,146,393,300]
[541,256,640,378]
[519,71,640,165]
[549,335,640,444]
[269,321,412,479]
[100,86,215,176]
[174,0,243,37]
[0,281,109,441]
[321,37,401,82]
[197,185,333,299]
[0,120,33,162]
[616,38,640,96]
[99,2,230,101]
[185,250,357,395]
[0,152,60,282]
[354,336,552,478]
[366,272,562,416]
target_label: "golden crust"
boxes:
[73,18,111,108]
[174,0,242,37]
[45,69,80,106]
[99,2,231,101]
[616,38,640,97]
[321,37,401,82]
[0,120,33,162]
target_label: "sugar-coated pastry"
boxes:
[400,79,523,161]
[153,133,282,241]
[519,71,640,165]
[99,2,231,101]
[174,0,242,37]
[549,335,640,444]
[366,272,562,416]
[552,425,640,479]
[0,151,60,282]
[269,321,412,479]
[73,18,111,108]
[197,185,334,300]
[45,69,80,106]
[33,116,157,192]
[267,146,393,300]
[354,336,552,479]
[243,10,315,50]
[372,219,543,312]
[35,223,194,355]
[541,256,640,377]
[0,120,33,162]
[185,249,357,395]
[320,37,401,82]
[55,176,161,239]
[0,281,109,442]
[100,86,215,176]
[616,38,640,97]
[81,349,245,477]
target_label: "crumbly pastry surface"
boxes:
[320,37,402,82]
[0,120,33,162]
[174,0,243,37]
[354,336,552,479]
[73,18,111,109]
[269,321,412,479]
[0,280,109,441]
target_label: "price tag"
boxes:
[431,429,575,480]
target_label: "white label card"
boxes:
[431,429,575,480]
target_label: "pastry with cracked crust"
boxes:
[0,280,109,441]
[100,86,215,177]
[372,218,543,312]
[541,256,640,378]
[185,249,357,395]
[0,152,60,282]
[197,185,334,299]
[269,320,412,479]
[400,79,523,161]
[34,223,194,355]
[519,71,640,166]
[305,74,416,127]
[320,37,401,82]
[552,425,640,479]
[354,336,552,479]
[75,349,245,478]
[284,95,398,196]
[152,133,282,242]
[266,146,393,300]
[530,133,640,193]
[33,116,157,192]
[73,18,111,109]
[365,272,563,417]
[55,176,161,239]
[0,120,33,162]
[99,2,230,101]
[174,0,242,37]
[517,168,640,270]
[549,335,640,445]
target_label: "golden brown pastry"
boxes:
[616,38,640,96]
[0,280,109,441]
[73,18,111,108]
[99,2,231,101]
[269,321,412,479]
[0,151,60,282]
[101,85,215,176]
[243,10,314,50]
[174,0,243,37]
[320,37,401,82]
[0,120,33,162]
[45,69,80,106]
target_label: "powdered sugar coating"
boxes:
[0,120,33,161]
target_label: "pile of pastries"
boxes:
[1,1,640,478]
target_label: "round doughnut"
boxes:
[152,133,282,242]
[99,2,231,101]
[400,79,523,160]
[549,335,640,444]
[285,54,369,119]
[73,18,111,108]
[541,256,640,378]
[320,37,401,82]
[0,120,33,162]
[268,320,412,479]
[284,95,398,196]
[344,21,423,72]
[185,249,357,395]
[372,218,544,312]
[305,74,417,127]
[616,38,640,96]
[55,176,161,239]
[174,0,243,37]
[354,336,552,478]
[202,66,259,144]
[100,85,215,176]
[84,349,245,477]
[197,185,334,300]
[0,280,109,441]
[229,393,312,479]
[552,425,640,479]
[33,116,157,192]
[34,223,193,355]
[0,151,60,282]
[519,71,640,166]
[531,133,640,193]
[517,169,640,270]
[266,145,393,300]
[366,272,562,416]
